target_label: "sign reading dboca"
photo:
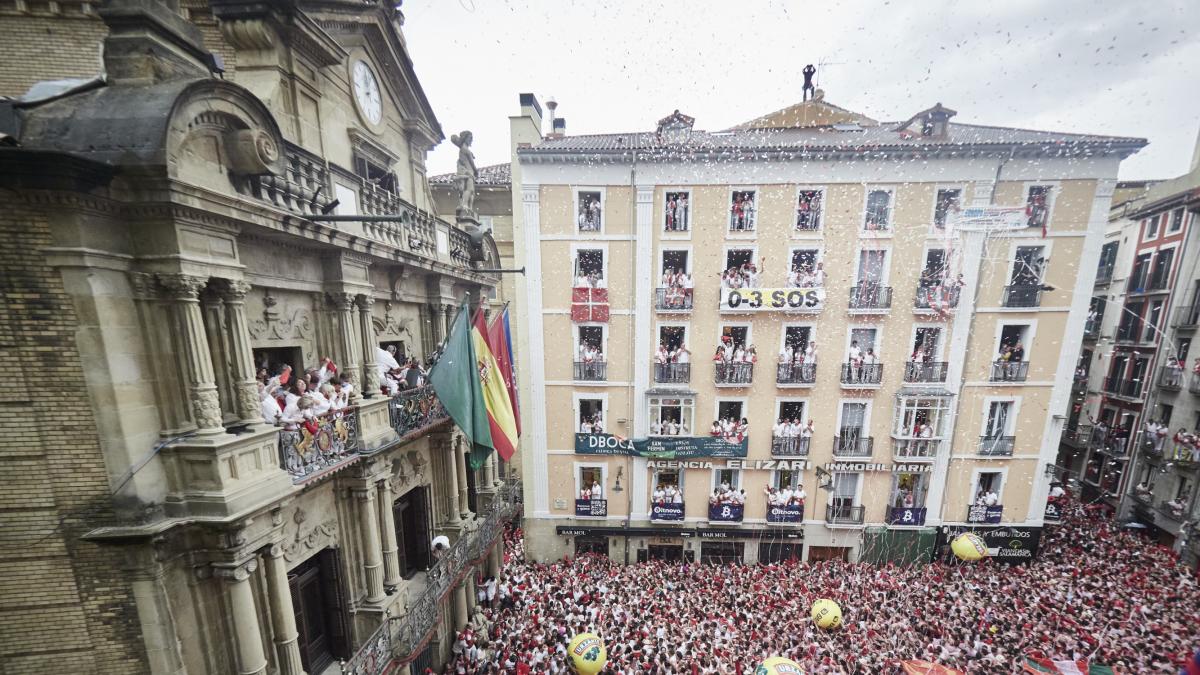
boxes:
[575,433,748,459]
[719,287,825,313]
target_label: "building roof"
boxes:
[1131,165,1200,217]
[430,162,511,187]
[517,99,1146,162]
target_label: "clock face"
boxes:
[352,60,383,126]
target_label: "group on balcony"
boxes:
[572,271,608,289]
[719,257,764,289]
[578,195,602,231]
[764,484,806,507]
[786,261,826,289]
[844,341,880,384]
[579,412,605,434]
[915,270,964,315]
[651,483,684,504]
[709,484,746,507]
[714,337,756,384]
[655,342,692,368]
[710,416,749,442]
[973,486,1000,507]
[993,340,1026,380]
[377,345,428,395]
[665,193,690,231]
[1163,356,1186,388]
[577,342,607,375]
[578,481,603,501]
[730,191,757,231]
[659,268,694,309]
[259,357,354,426]
[1143,419,1168,455]
[772,418,814,441]
[651,417,688,436]
[1170,429,1200,463]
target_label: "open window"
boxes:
[919,249,947,287]
[856,249,888,284]
[890,472,929,509]
[912,327,943,361]
[665,191,691,232]
[661,249,690,276]
[972,471,1005,501]
[782,326,813,356]
[830,472,862,513]
[933,188,961,229]
[577,190,603,232]
[1129,253,1152,291]
[577,466,604,501]
[573,249,605,288]
[1169,208,1186,233]
[253,346,304,384]
[721,325,749,350]
[777,400,806,423]
[849,327,878,355]
[1150,248,1174,289]
[1010,246,1045,286]
[795,189,824,230]
[893,396,951,438]
[649,396,694,437]
[717,400,745,423]
[788,248,822,287]
[983,400,1014,439]
[864,188,893,230]
[577,398,604,433]
[1145,299,1165,343]
[730,190,757,231]
[726,248,755,271]
[1025,185,1052,230]
[659,325,686,352]
[839,401,868,438]
[712,468,742,491]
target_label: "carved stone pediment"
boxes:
[248,289,314,340]
[281,506,339,563]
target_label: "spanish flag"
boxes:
[488,306,521,436]
[472,308,518,465]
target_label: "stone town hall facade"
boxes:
[0,2,514,674]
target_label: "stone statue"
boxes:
[450,131,478,218]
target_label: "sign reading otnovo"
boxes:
[719,287,825,312]
[575,433,748,459]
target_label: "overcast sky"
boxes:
[405,0,1199,181]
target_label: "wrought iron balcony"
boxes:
[990,361,1029,382]
[1173,301,1200,330]
[771,435,811,457]
[714,362,754,385]
[278,407,361,483]
[914,285,960,311]
[388,385,449,441]
[1002,284,1042,308]
[655,287,693,311]
[1159,366,1184,391]
[654,362,691,384]
[777,362,816,385]
[574,361,607,382]
[1094,261,1115,285]
[825,504,865,525]
[833,434,873,458]
[1101,377,1143,400]
[1060,424,1093,448]
[1190,375,1200,395]
[904,361,948,383]
[978,435,1015,456]
[848,284,892,310]
[892,437,939,460]
[840,362,882,385]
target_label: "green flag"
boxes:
[428,301,494,468]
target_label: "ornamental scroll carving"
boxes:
[248,289,314,340]
[373,301,414,339]
[281,506,339,563]
[389,450,428,494]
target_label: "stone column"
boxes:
[377,479,402,589]
[160,273,225,434]
[439,436,462,526]
[219,280,262,425]
[129,272,193,435]
[126,551,187,675]
[327,292,362,399]
[200,286,235,423]
[430,303,446,345]
[354,486,387,603]
[216,559,268,675]
[263,545,305,675]
[357,294,381,398]
[451,582,469,631]
[455,441,471,519]
[443,304,454,341]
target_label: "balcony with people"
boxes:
[892,396,949,462]
[886,472,929,526]
[764,482,806,523]
[771,417,814,457]
[914,249,961,314]
[991,327,1029,382]
[714,333,755,385]
[654,336,692,384]
[1160,359,1185,391]
[708,479,746,523]
[656,267,694,312]
[833,430,873,458]
[650,478,685,522]
[777,332,817,386]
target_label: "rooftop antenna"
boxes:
[545,97,558,136]
[815,56,845,90]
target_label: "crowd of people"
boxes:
[650,483,683,505]
[709,482,746,508]
[659,269,694,308]
[257,356,355,427]
[579,195,602,231]
[764,483,806,507]
[709,417,749,443]
[730,192,756,230]
[574,271,608,289]
[377,344,428,395]
[579,413,605,434]
[665,194,690,231]
[654,343,692,369]
[649,417,688,436]
[786,261,826,288]
[771,418,815,441]
[441,503,1200,673]
[719,259,764,289]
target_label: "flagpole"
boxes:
[431,295,471,368]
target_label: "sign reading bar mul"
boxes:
[576,433,748,459]
[719,288,825,313]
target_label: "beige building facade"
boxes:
[512,94,1144,564]
[0,3,513,674]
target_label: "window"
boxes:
[577,190,603,231]
[831,473,861,509]
[1160,403,1174,427]
[781,326,813,356]
[856,249,888,284]
[849,327,878,354]
[354,153,395,188]
[578,466,604,500]
[652,469,681,491]
[712,468,741,491]
[661,249,690,276]
[1096,242,1119,279]
[578,325,604,353]
[777,400,806,423]
[839,402,868,435]
[787,248,822,288]
[573,249,604,287]
[665,191,691,232]
[893,396,951,437]
[394,486,432,579]
[730,190,757,231]
[1150,249,1174,289]
[649,396,694,436]
[1169,208,1185,233]
[717,400,745,423]
[795,189,824,230]
[1177,338,1192,362]
[1145,300,1164,343]
[577,398,604,433]
[720,325,750,350]
[998,324,1030,357]
[725,248,755,271]
[911,327,942,361]
[1129,253,1152,291]
[659,324,687,352]
[919,249,947,287]
[983,401,1013,438]
[1025,185,1051,229]
[890,472,929,508]
[973,472,1005,500]
[1010,246,1045,285]
[1144,216,1160,240]
[933,188,961,229]
[864,188,893,230]
[773,468,803,490]
[1116,302,1143,341]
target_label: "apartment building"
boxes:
[0,3,514,674]
[510,92,1143,565]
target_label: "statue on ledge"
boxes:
[451,130,478,219]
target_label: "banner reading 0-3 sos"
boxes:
[719,287,825,312]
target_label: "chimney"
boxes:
[550,117,566,139]
[545,97,557,132]
[518,92,543,136]
[100,0,211,84]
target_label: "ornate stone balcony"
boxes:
[388,386,450,442]
[277,407,362,483]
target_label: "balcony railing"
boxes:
[978,435,1015,456]
[914,285,960,311]
[1102,377,1143,400]
[1190,375,1200,395]
[840,363,883,386]
[1173,302,1200,329]
[892,437,939,460]
[278,407,362,482]
[833,434,873,458]
[825,504,865,525]
[904,362,948,383]
[388,385,449,441]
[777,362,816,385]
[1083,319,1100,340]
[714,362,754,385]
[849,284,893,310]
[344,481,523,675]
[654,362,691,384]
[654,287,693,311]
[771,436,811,457]
[1095,261,1115,285]
[1159,366,1185,391]
[990,361,1029,382]
[1114,325,1142,343]
[574,361,607,382]
[1061,424,1093,447]
[1002,284,1042,308]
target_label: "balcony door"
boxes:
[839,402,867,440]
[920,249,947,287]
[1010,246,1045,285]
[912,327,942,361]
[394,486,432,577]
[288,549,351,675]
[857,250,887,284]
[831,472,860,514]
[983,401,1012,439]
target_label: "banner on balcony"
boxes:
[575,499,608,517]
[708,503,744,522]
[766,504,804,523]
[719,287,825,313]
[1043,500,1063,523]
[575,433,748,458]
[650,503,685,521]
[966,504,1003,524]
[571,287,609,323]
[888,507,928,526]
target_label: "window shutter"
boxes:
[318,548,352,660]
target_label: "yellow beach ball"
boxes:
[756,656,806,674]
[810,598,842,630]
[567,632,607,675]
[951,532,989,561]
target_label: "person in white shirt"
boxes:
[310,384,334,415]
[765,486,781,505]
[812,262,826,287]
[983,490,999,506]
[804,342,817,364]
[650,419,662,435]
[377,346,402,395]
[773,418,786,437]
[652,486,665,503]
[863,348,878,365]
[259,382,283,425]
[779,487,793,505]
[581,419,593,434]
[666,420,679,436]
[675,346,690,364]
[801,420,815,438]
[793,484,807,506]
[1048,484,1066,499]
[678,421,689,435]
[655,343,669,364]
[590,481,602,500]
[779,346,792,364]
[848,341,862,364]
[670,486,683,504]
[732,346,746,363]
[592,418,604,433]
